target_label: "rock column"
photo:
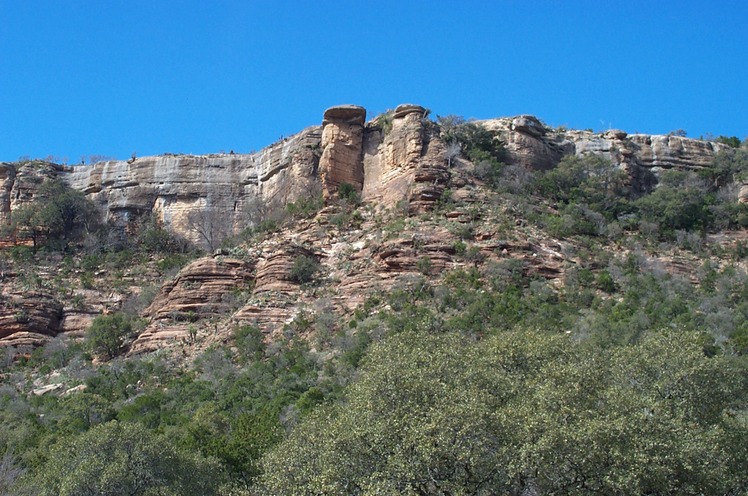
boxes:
[319,105,366,198]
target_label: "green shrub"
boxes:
[635,170,714,233]
[85,313,136,359]
[416,257,432,275]
[715,135,741,148]
[28,421,224,495]
[10,178,100,251]
[596,270,617,293]
[437,116,505,165]
[287,195,323,219]
[374,109,394,135]
[290,255,320,284]
[337,182,359,204]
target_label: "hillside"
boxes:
[0,105,747,495]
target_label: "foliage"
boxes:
[716,135,741,148]
[337,182,359,204]
[437,115,505,165]
[539,154,630,213]
[635,170,715,233]
[85,313,137,359]
[11,179,100,251]
[290,255,320,284]
[286,194,323,219]
[25,421,224,496]
[257,330,748,495]
[0,449,24,496]
[373,109,394,135]
[136,214,193,254]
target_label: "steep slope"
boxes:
[0,104,741,353]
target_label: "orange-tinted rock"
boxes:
[0,291,63,349]
[129,257,253,354]
[319,105,366,198]
[362,104,449,212]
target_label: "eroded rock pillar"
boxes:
[319,105,366,198]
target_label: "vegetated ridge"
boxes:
[0,104,746,495]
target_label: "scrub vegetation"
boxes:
[1,134,747,495]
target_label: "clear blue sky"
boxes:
[1,1,746,163]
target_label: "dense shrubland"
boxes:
[0,137,747,494]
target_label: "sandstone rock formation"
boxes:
[60,127,322,248]
[130,257,253,354]
[0,104,739,353]
[362,104,449,212]
[0,161,67,226]
[481,117,731,193]
[319,105,366,198]
[1,106,732,246]
[0,291,63,349]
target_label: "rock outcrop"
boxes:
[60,127,322,247]
[0,292,63,349]
[0,104,738,352]
[319,105,366,198]
[1,106,731,246]
[481,117,731,192]
[0,161,67,226]
[130,257,253,354]
[362,104,449,212]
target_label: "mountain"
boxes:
[0,105,746,495]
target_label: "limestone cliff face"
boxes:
[0,161,66,226]
[0,106,733,245]
[60,127,322,247]
[0,105,741,352]
[361,104,449,213]
[481,117,732,193]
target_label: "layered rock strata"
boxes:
[0,292,63,349]
[481,117,732,193]
[319,105,366,199]
[130,257,254,354]
[60,127,322,247]
[0,105,739,352]
[362,104,450,212]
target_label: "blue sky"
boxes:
[1,1,746,163]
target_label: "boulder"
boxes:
[511,115,547,137]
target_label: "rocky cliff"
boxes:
[0,105,733,245]
[60,127,322,247]
[481,115,731,193]
[0,104,740,352]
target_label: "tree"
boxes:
[256,330,748,495]
[85,313,135,359]
[186,199,233,252]
[26,421,224,496]
[136,214,192,253]
[11,179,99,250]
[539,154,629,209]
[635,170,714,232]
[715,135,741,148]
